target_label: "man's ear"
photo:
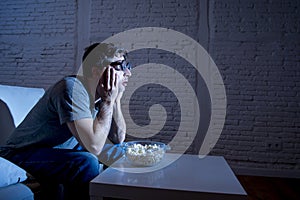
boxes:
[91,67,102,78]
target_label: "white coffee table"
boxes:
[90,154,247,200]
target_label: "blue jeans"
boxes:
[5,144,124,200]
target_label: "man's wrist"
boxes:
[116,91,124,101]
[95,97,113,108]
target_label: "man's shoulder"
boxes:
[53,76,85,90]
[49,76,88,97]
[63,75,83,87]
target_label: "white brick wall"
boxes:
[209,0,300,176]
[0,0,299,177]
[0,0,77,88]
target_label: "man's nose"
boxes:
[124,68,131,77]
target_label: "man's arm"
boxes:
[108,93,126,144]
[67,101,114,156]
[67,67,118,156]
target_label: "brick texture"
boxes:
[209,0,300,173]
[0,0,299,176]
[0,0,77,88]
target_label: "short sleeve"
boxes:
[50,77,92,124]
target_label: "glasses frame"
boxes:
[110,60,132,72]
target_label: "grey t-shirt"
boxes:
[1,76,94,153]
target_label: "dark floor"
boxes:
[102,175,300,200]
[27,175,300,199]
[237,175,300,200]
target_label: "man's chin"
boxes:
[119,85,126,93]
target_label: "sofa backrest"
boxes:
[0,84,45,145]
[0,100,15,145]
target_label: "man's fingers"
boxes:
[97,67,119,103]
[114,73,117,87]
[110,67,115,90]
[105,67,117,91]
[107,67,111,91]
[101,67,108,91]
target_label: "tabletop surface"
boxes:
[91,153,247,196]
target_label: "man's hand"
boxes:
[96,67,118,104]
[116,90,124,103]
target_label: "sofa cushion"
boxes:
[0,99,15,145]
[0,157,28,187]
[0,84,45,145]
[0,84,45,127]
[0,183,34,200]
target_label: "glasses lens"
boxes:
[123,61,131,71]
[110,60,131,71]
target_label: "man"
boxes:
[0,43,132,199]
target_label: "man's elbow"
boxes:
[89,144,103,156]
[118,133,125,144]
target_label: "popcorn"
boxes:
[125,143,165,166]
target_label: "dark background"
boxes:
[0,0,299,178]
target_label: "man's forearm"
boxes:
[67,101,114,157]
[90,102,114,154]
[112,100,126,143]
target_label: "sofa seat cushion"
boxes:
[0,183,34,200]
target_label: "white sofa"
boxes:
[0,84,114,199]
[0,84,45,200]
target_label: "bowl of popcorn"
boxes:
[123,141,170,167]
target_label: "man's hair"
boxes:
[82,43,127,77]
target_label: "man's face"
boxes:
[109,55,132,92]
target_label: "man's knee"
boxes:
[73,152,100,183]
